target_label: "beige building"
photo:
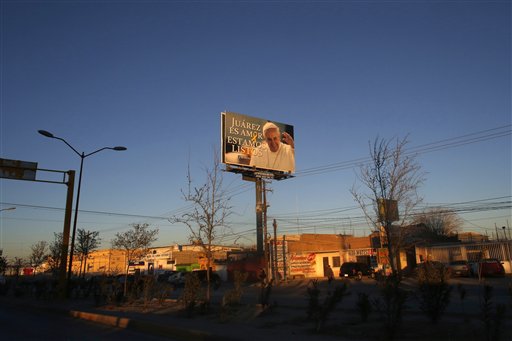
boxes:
[275,233,374,279]
[71,249,127,275]
[75,244,242,277]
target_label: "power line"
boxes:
[2,125,509,242]
[296,124,511,177]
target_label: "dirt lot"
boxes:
[95,276,512,340]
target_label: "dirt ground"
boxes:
[95,276,512,340]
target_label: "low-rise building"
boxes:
[75,244,242,277]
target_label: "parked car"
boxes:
[447,260,472,277]
[339,262,374,279]
[192,270,222,289]
[156,271,176,283]
[472,259,505,277]
[168,271,187,288]
[168,270,222,289]
[116,274,135,284]
[0,274,7,295]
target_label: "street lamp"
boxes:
[38,130,126,281]
[0,207,16,255]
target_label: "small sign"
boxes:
[0,158,37,181]
[378,198,399,222]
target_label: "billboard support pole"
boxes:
[255,178,264,254]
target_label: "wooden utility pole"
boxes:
[263,180,270,278]
[273,219,278,281]
[255,178,264,254]
[282,235,287,281]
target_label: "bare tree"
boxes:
[29,241,48,274]
[75,229,100,278]
[0,255,7,274]
[111,223,158,296]
[412,208,463,242]
[12,257,26,276]
[48,232,63,275]
[170,155,232,305]
[351,136,425,276]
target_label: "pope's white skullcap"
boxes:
[263,122,279,135]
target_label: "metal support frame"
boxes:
[224,164,293,283]
[0,165,75,298]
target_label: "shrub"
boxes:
[154,281,173,305]
[356,292,372,322]
[373,276,408,341]
[417,281,452,324]
[179,272,202,317]
[416,261,450,284]
[141,275,156,307]
[414,261,452,324]
[222,270,248,307]
[306,280,349,332]
[480,285,507,341]
[306,279,321,320]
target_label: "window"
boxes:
[332,256,341,267]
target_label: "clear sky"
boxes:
[1,0,510,259]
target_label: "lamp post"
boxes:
[38,130,126,283]
[0,207,16,255]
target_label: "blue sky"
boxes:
[1,0,510,259]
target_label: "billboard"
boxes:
[221,112,295,173]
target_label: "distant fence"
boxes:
[416,241,512,264]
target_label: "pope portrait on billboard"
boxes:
[249,121,295,173]
[221,112,295,174]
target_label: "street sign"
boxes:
[0,158,37,181]
[378,198,399,222]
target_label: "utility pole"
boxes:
[273,219,278,282]
[282,235,287,281]
[263,180,270,280]
[255,178,264,254]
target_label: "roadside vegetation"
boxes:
[0,269,511,340]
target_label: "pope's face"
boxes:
[265,128,280,152]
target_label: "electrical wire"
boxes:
[296,124,511,177]
[1,125,510,242]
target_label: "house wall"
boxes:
[73,249,126,275]
[288,251,341,278]
[279,234,372,278]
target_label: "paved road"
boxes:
[0,302,174,340]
